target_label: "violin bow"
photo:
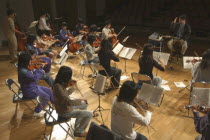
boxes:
[117,26,126,36]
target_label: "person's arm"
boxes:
[53,84,82,106]
[169,17,178,35]
[66,87,75,96]
[182,24,191,41]
[128,106,152,126]
[20,68,44,82]
[193,111,208,134]
[8,18,23,35]
[102,28,114,39]
[40,18,51,30]
[153,59,165,71]
[109,51,120,62]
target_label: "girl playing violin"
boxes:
[18,53,54,118]
[59,22,73,44]
[53,66,98,137]
[26,34,56,74]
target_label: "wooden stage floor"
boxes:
[0,46,200,140]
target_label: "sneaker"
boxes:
[33,110,45,118]
[47,71,55,75]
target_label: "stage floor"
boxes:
[0,43,202,140]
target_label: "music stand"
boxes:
[93,74,110,124]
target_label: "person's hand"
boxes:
[81,98,88,104]
[174,17,178,23]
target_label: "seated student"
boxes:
[84,35,100,63]
[98,39,121,89]
[138,43,165,87]
[192,49,210,83]
[111,80,152,140]
[28,50,54,87]
[59,22,73,44]
[53,66,98,137]
[18,53,54,117]
[191,106,210,140]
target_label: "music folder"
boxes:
[192,87,210,106]
[112,43,123,55]
[94,74,107,93]
[153,51,170,66]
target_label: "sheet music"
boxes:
[94,74,107,93]
[113,43,123,55]
[191,88,210,106]
[59,45,68,56]
[153,51,170,65]
[174,82,186,88]
[137,83,164,106]
[28,21,38,29]
[183,57,202,69]
[119,47,137,59]
[60,53,69,66]
[126,48,137,59]
[161,85,171,91]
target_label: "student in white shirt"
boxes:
[111,80,152,140]
[102,20,117,40]
[38,11,51,36]
[192,49,210,83]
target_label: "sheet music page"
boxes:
[119,47,129,58]
[153,51,170,65]
[191,88,210,106]
[28,21,38,29]
[183,57,202,69]
[112,43,124,55]
[125,48,137,59]
[161,85,171,91]
[59,45,68,56]
[94,74,107,93]
[174,82,186,88]
[137,83,164,106]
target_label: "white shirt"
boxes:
[102,27,112,40]
[111,97,152,140]
[38,17,50,30]
[3,17,15,38]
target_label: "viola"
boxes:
[184,105,210,114]
[28,58,46,71]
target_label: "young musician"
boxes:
[101,20,117,40]
[53,66,98,137]
[191,106,210,140]
[18,53,54,117]
[37,11,51,36]
[192,49,210,82]
[75,18,87,36]
[4,9,24,60]
[111,80,152,140]
[98,39,121,89]
[26,34,58,65]
[59,22,73,44]
[84,35,100,63]
[25,34,52,73]
[139,43,165,87]
[167,14,191,55]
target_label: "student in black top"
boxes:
[138,43,165,87]
[98,39,122,89]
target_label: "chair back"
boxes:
[94,64,110,77]
[131,72,152,84]
[5,79,23,102]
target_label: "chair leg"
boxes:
[49,126,54,140]
[43,125,47,140]
[31,100,37,106]
[22,101,34,113]
[15,102,18,114]
[58,123,74,138]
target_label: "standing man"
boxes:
[4,9,24,60]
[167,14,191,55]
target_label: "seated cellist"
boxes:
[102,20,117,41]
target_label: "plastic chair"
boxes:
[36,96,74,140]
[5,79,36,113]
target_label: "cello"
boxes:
[15,23,27,51]
[109,26,126,47]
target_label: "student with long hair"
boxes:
[138,43,165,87]
[192,49,210,82]
[18,53,54,118]
[111,81,152,140]
[98,39,121,90]
[53,66,98,137]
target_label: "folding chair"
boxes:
[131,72,153,88]
[36,96,74,140]
[78,52,96,79]
[5,79,36,113]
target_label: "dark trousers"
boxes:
[110,67,121,87]
[136,132,148,140]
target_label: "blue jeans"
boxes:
[40,74,54,87]
[60,101,93,134]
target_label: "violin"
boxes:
[184,105,210,114]
[67,79,84,97]
[186,59,202,64]
[28,59,47,71]
[42,34,58,42]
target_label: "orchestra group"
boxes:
[3,8,210,140]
